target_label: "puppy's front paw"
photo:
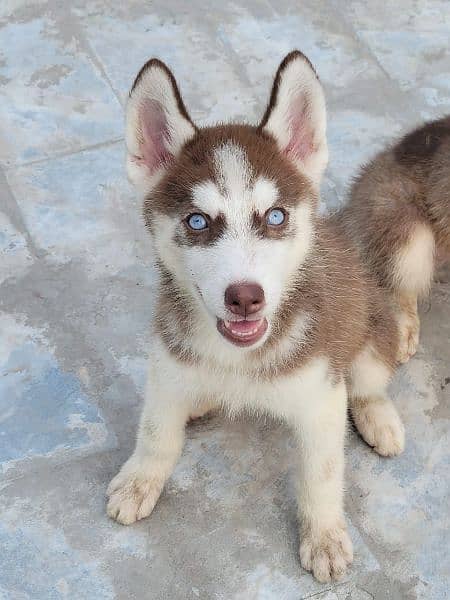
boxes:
[107,461,164,525]
[300,524,353,583]
[352,399,405,457]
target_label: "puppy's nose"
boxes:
[224,283,265,317]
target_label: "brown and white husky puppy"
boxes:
[338,116,450,364]
[107,51,404,582]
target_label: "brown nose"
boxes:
[224,283,265,317]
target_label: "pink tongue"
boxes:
[227,319,262,333]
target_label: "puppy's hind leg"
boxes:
[391,222,435,363]
[349,346,404,457]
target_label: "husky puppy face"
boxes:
[126,52,328,350]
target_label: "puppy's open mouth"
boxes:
[217,318,268,347]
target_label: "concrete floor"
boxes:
[1,1,449,598]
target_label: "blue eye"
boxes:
[187,213,208,231]
[266,208,285,226]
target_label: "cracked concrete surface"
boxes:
[0,1,449,598]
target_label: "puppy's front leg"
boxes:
[295,379,353,582]
[107,363,191,525]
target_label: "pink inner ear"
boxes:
[284,106,315,162]
[138,99,173,174]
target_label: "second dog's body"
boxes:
[339,116,450,362]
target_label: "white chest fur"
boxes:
[148,338,339,426]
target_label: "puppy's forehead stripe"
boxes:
[213,142,252,196]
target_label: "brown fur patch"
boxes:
[153,262,200,366]
[394,116,450,165]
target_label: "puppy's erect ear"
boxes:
[259,51,328,187]
[126,59,196,193]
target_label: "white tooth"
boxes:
[228,325,264,338]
